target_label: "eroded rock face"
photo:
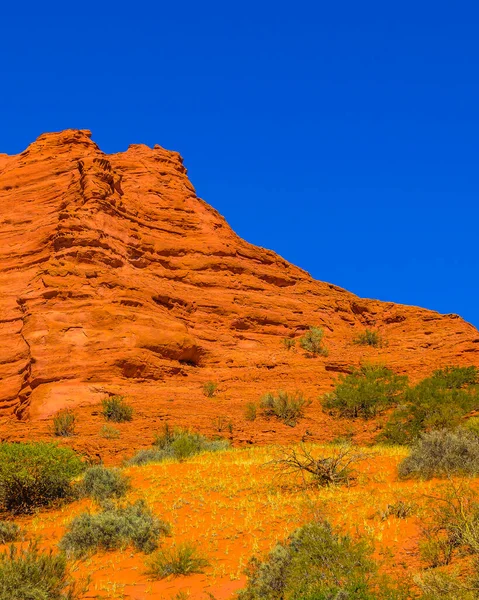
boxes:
[0,129,478,421]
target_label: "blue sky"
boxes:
[2,1,478,328]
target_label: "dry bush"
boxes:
[268,443,369,488]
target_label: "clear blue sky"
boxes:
[2,1,478,328]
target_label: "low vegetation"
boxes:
[0,520,21,543]
[282,337,295,350]
[298,326,328,356]
[323,364,408,419]
[419,483,479,568]
[0,442,84,514]
[101,395,133,422]
[260,391,311,426]
[99,424,121,439]
[203,381,218,397]
[238,520,402,600]
[269,443,368,487]
[0,542,82,600]
[244,402,257,421]
[382,366,478,444]
[51,409,76,437]
[398,428,479,479]
[59,500,170,557]
[146,542,210,579]
[127,424,229,466]
[79,465,130,502]
[353,328,384,347]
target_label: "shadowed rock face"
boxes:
[0,129,478,420]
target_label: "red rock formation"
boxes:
[0,130,477,447]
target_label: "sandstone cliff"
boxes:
[0,130,477,449]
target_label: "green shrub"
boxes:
[238,520,402,600]
[0,442,84,514]
[51,409,76,437]
[0,542,82,600]
[260,391,311,426]
[382,366,478,444]
[202,381,218,397]
[299,326,328,356]
[323,365,407,419]
[353,329,383,347]
[59,500,170,557]
[126,424,229,466]
[101,396,133,422]
[244,402,257,422]
[415,570,474,600]
[398,428,479,480]
[282,337,295,350]
[146,542,210,579]
[99,424,121,439]
[0,520,21,543]
[80,466,130,502]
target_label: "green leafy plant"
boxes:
[0,520,21,543]
[79,466,130,502]
[244,402,257,422]
[0,542,83,600]
[59,500,170,557]
[101,396,133,422]
[382,366,478,444]
[0,442,84,514]
[353,329,383,347]
[299,326,328,356]
[323,364,407,419]
[398,428,479,480]
[51,409,76,437]
[146,542,210,579]
[260,391,311,426]
[203,381,218,397]
[127,424,229,466]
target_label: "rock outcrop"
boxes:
[0,129,477,432]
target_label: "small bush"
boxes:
[146,542,210,579]
[99,424,121,439]
[244,402,257,422]
[419,484,479,567]
[0,442,84,514]
[51,409,76,437]
[382,366,478,444]
[323,364,407,419]
[282,337,295,350]
[379,501,415,520]
[238,520,401,600]
[398,428,479,480]
[212,415,232,433]
[299,326,328,356]
[269,443,368,487]
[59,500,170,557]
[80,466,130,502]
[101,396,133,422]
[127,424,229,466]
[353,329,383,347]
[0,542,82,600]
[0,520,21,543]
[260,391,311,426]
[415,570,474,600]
[203,381,218,397]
